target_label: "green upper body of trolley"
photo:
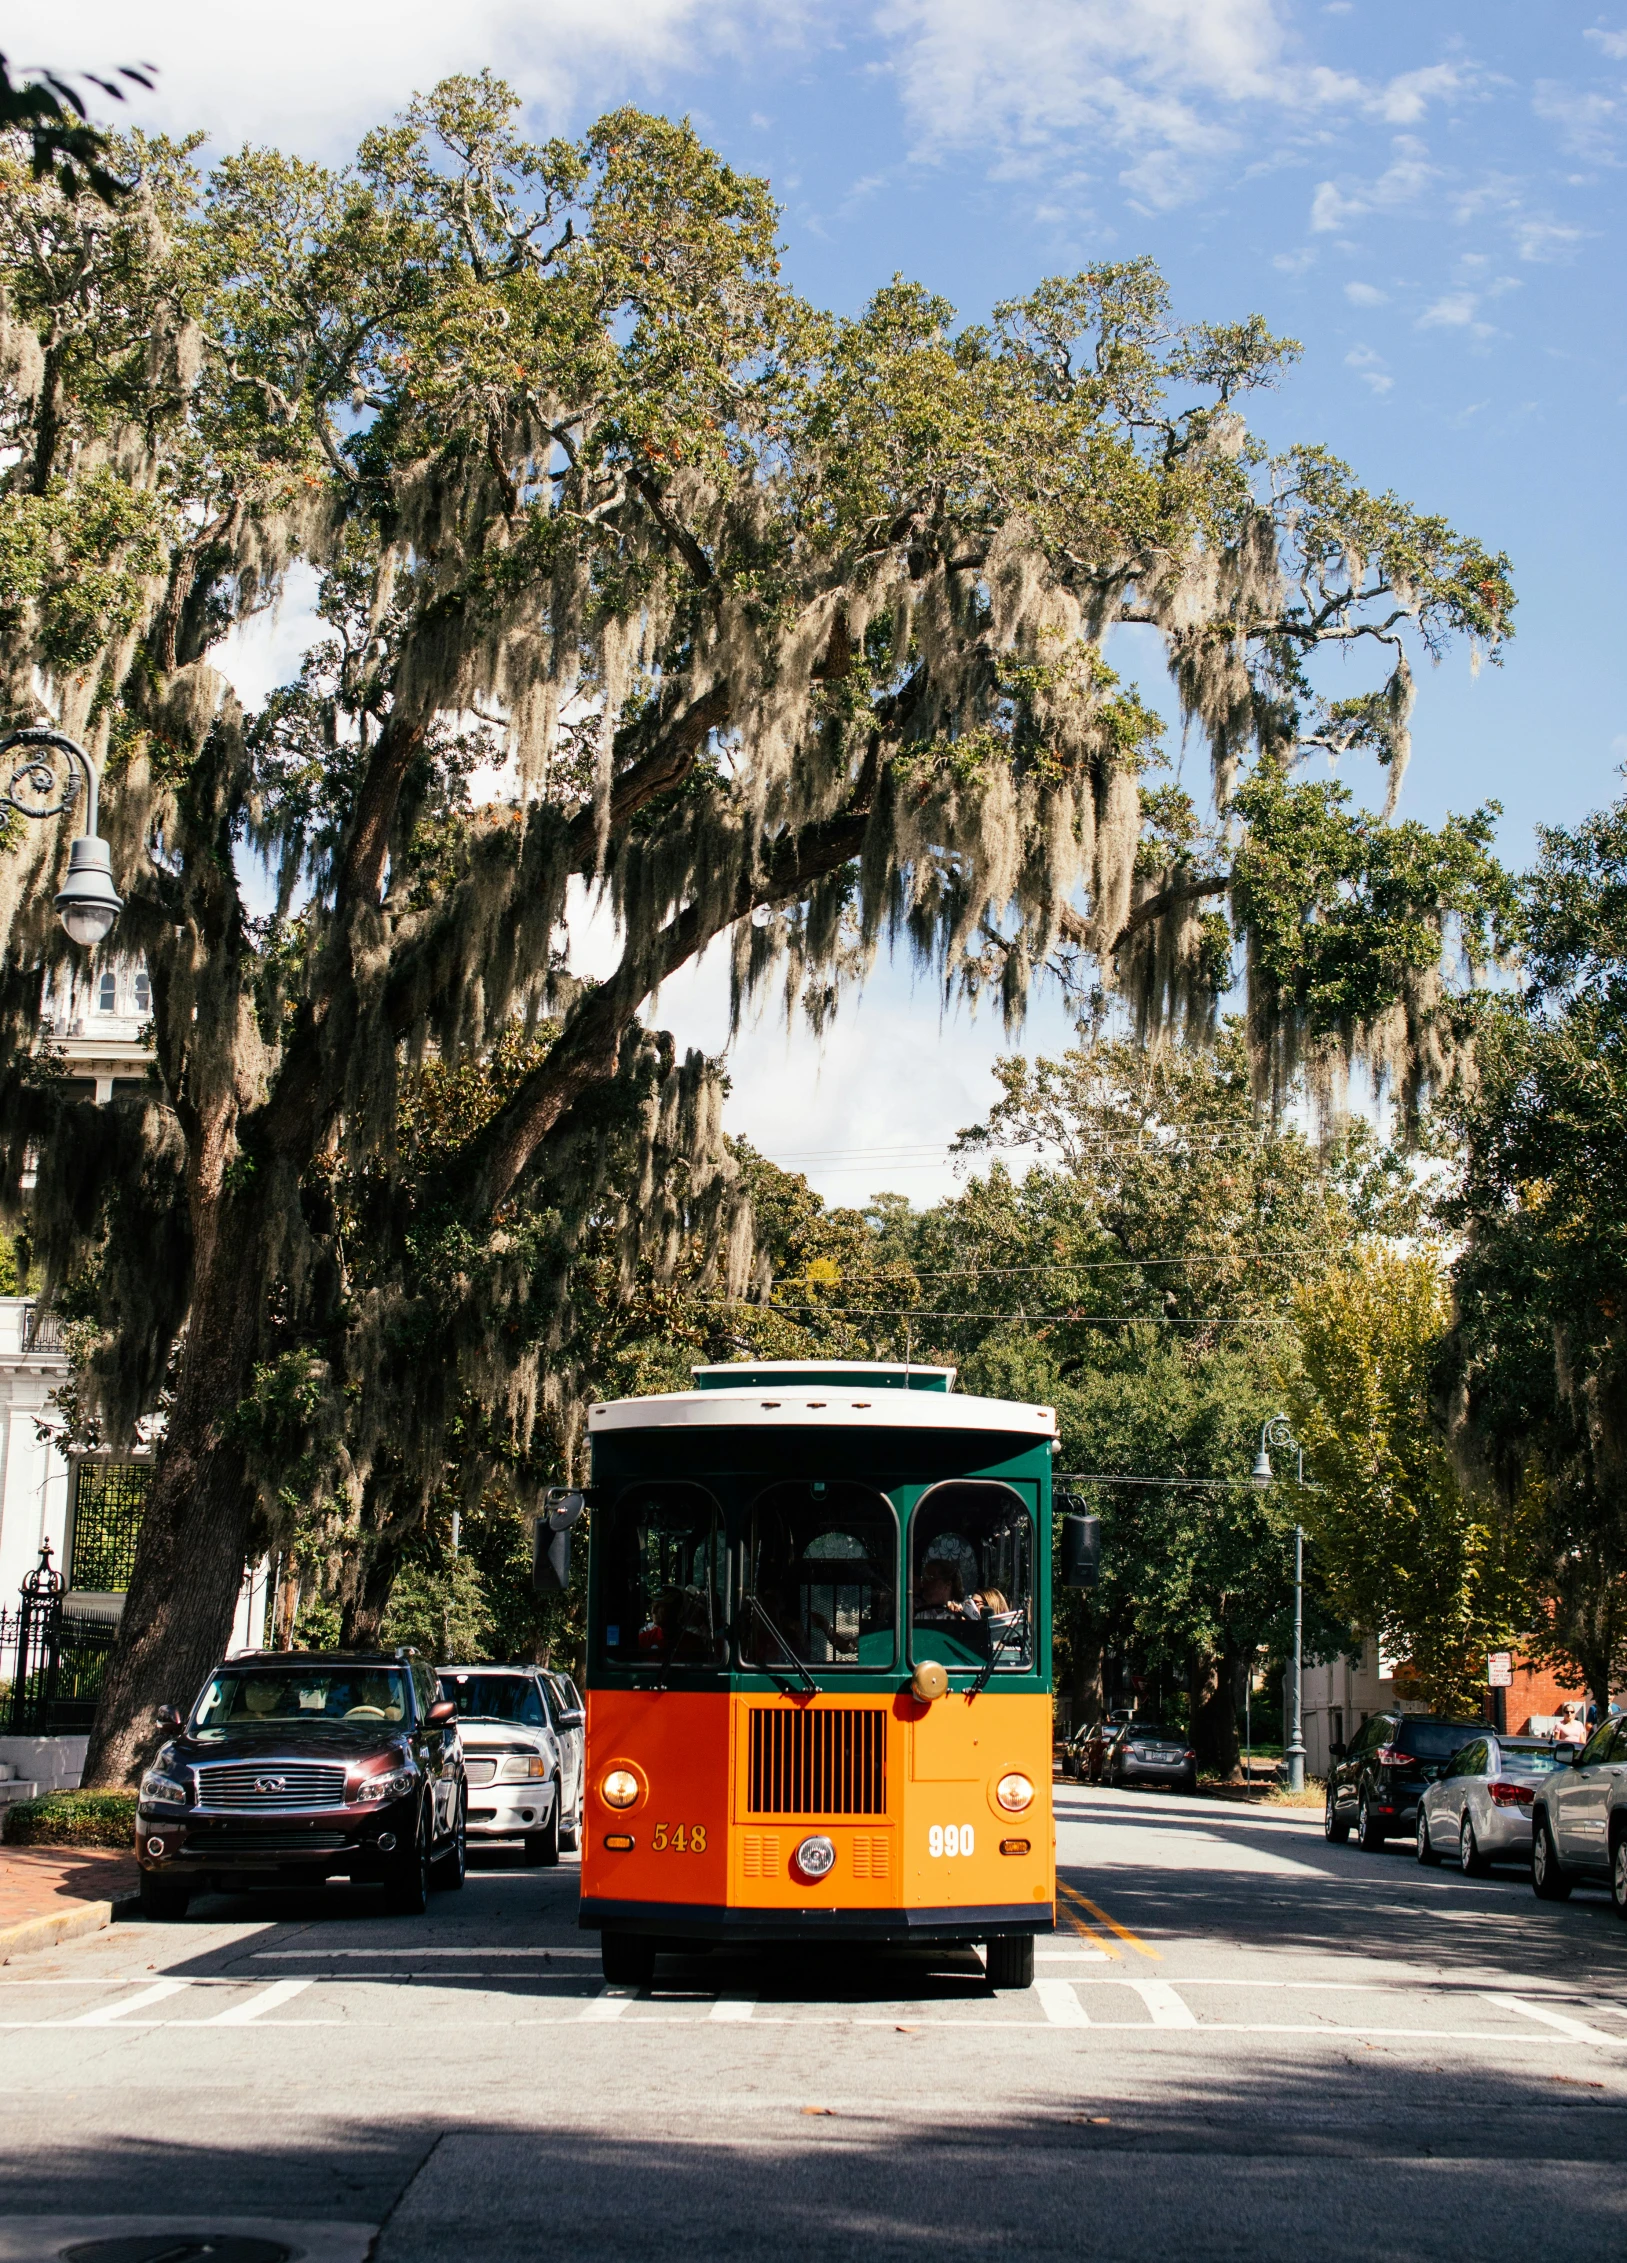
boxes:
[584,1360,1057,1702]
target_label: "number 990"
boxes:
[929,1823,975,1859]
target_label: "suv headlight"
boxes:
[355,1764,418,1805]
[139,1770,187,1808]
[499,1754,551,1781]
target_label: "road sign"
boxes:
[1487,1651,1513,1688]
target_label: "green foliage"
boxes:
[1288,1246,1532,1714]
[379,1543,488,1663]
[2,1787,136,1846]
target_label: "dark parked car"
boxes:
[136,1649,466,1920]
[1106,1721,1198,1794]
[1324,1710,1484,1850]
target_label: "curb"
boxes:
[0,1889,141,1963]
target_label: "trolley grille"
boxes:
[193,1762,348,1810]
[747,1706,887,1815]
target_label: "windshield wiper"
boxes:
[969,1610,1024,1696]
[739,1594,817,1695]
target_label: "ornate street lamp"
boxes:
[0,725,123,947]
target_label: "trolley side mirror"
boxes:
[1059,1513,1101,1590]
[532,1489,586,1595]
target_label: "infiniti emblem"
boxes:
[255,1776,288,1793]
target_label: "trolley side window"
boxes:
[743,1480,897,1670]
[910,1481,1034,1672]
[599,1482,727,1668]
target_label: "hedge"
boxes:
[2,1789,138,1847]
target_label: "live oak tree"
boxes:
[1437,793,1627,1713]
[0,76,1513,1782]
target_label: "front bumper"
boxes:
[581,1896,1055,1946]
[465,1780,556,1838]
[136,1793,417,1880]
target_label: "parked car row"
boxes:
[1058,1715,1198,1794]
[134,1648,585,1920]
[1324,1704,1627,1914]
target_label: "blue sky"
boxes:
[34,2,1627,1196]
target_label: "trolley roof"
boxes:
[587,1359,1055,1439]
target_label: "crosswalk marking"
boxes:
[200,1980,314,2026]
[1481,1991,1627,2051]
[578,1987,635,2021]
[1128,1979,1197,2028]
[1035,1979,1091,2027]
[709,1996,756,2022]
[62,1979,192,2027]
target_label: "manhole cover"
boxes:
[62,2239,293,2263]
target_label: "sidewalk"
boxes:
[0,1845,140,1960]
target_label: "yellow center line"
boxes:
[1061,1905,1120,1959]
[1059,1880,1162,1961]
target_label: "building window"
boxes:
[69,1460,150,1592]
[133,968,150,1013]
[97,969,116,1014]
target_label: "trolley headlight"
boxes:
[601,1768,641,1810]
[793,1834,836,1880]
[995,1772,1035,1813]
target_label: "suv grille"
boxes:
[747,1707,886,1815]
[193,1762,349,1810]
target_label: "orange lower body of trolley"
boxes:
[580,1687,1054,1984]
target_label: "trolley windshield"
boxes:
[911,1480,1034,1671]
[742,1480,897,1669]
[599,1482,727,1668]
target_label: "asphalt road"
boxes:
[4,1780,1627,2262]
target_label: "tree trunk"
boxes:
[81,1189,266,1786]
[340,1532,407,1649]
[1189,1647,1241,1776]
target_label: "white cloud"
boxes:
[1583,28,1627,60]
[877,0,1468,209]
[1532,79,1621,162]
[1343,343,1392,395]
[1514,216,1586,261]
[1344,280,1388,305]
[1311,139,1437,230]
[1418,291,1478,327]
[1273,247,1317,275]
[0,0,795,152]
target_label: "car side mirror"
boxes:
[1328,1741,1346,1761]
[428,1698,458,1726]
[1059,1511,1101,1589]
[154,1704,183,1732]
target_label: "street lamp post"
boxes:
[1253,1412,1307,1794]
[0,725,123,947]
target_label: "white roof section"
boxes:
[588,1386,1056,1438]
[691,1359,957,1386]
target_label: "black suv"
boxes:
[136,1650,466,1919]
[1325,1710,1484,1850]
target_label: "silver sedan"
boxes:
[1416,1732,1575,1874]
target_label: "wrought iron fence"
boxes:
[70,1459,149,1592]
[21,1304,63,1352]
[3,1544,119,1734]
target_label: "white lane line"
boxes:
[1127,1979,1198,2028]
[199,1980,314,2027]
[253,1946,600,1959]
[1035,1950,1111,1964]
[1481,1992,1627,2050]
[578,1987,636,2021]
[709,1996,756,2023]
[1035,1979,1091,2027]
[59,1979,193,2027]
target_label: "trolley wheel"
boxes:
[985,1935,1034,1990]
[601,1930,657,1988]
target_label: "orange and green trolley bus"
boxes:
[575,1358,1060,1988]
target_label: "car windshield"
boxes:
[193,1667,409,1728]
[600,1481,727,1669]
[743,1480,896,1669]
[439,1673,547,1727]
[1500,1742,1571,1775]
[1397,1720,1481,1760]
[910,1481,1033,1671]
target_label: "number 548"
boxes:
[652,1822,707,1852]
